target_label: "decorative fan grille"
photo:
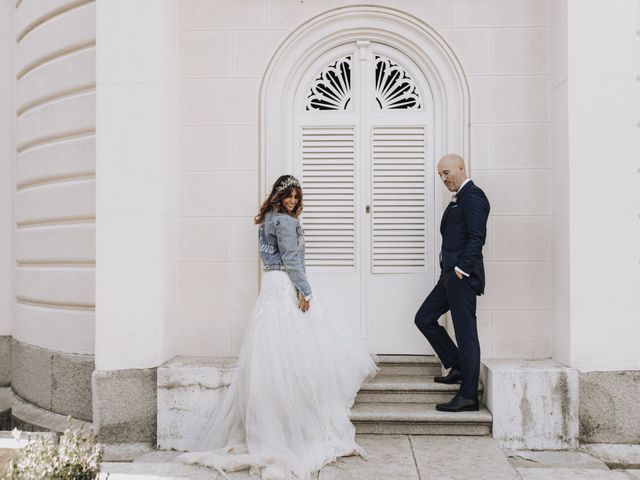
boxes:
[375,55,422,110]
[306,56,352,111]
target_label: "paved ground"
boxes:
[99,435,640,480]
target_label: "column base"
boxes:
[579,371,640,444]
[92,368,157,445]
[10,338,93,421]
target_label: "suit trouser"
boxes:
[414,270,480,399]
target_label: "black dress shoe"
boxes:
[434,367,462,384]
[436,394,479,412]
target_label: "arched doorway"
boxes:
[260,6,470,354]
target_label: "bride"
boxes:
[178,175,378,480]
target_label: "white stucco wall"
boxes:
[12,0,96,354]
[552,0,640,371]
[176,0,552,358]
[0,1,14,337]
[95,0,178,371]
[2,0,636,371]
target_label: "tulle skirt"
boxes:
[177,270,378,480]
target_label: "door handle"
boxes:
[366,205,371,214]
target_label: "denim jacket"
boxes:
[259,210,313,300]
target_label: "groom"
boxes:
[415,154,490,412]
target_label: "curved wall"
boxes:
[11,0,96,420]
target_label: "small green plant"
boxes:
[2,418,104,480]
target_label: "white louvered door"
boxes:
[365,122,433,353]
[295,42,435,354]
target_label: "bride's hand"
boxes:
[298,293,311,313]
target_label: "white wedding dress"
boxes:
[177,270,378,480]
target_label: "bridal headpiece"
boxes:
[275,176,300,192]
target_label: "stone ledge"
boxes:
[10,392,91,434]
[158,356,236,390]
[481,358,579,450]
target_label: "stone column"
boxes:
[94,0,178,445]
[551,0,640,444]
[552,0,640,371]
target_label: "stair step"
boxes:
[376,355,444,376]
[357,375,483,404]
[350,402,492,435]
[377,355,442,364]
[378,364,443,376]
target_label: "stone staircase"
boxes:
[157,355,492,451]
[350,355,492,435]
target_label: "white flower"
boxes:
[10,427,21,441]
[1,418,104,480]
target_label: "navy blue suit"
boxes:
[415,180,490,399]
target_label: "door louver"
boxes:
[301,127,356,268]
[371,126,427,272]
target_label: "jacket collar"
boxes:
[455,179,473,200]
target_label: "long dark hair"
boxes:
[254,175,304,224]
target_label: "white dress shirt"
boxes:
[454,178,472,278]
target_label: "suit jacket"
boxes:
[440,180,490,295]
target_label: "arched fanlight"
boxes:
[375,55,422,110]
[306,56,352,111]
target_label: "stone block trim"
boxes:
[580,371,640,444]
[482,358,578,450]
[52,350,94,421]
[92,368,157,445]
[10,338,94,421]
[0,336,10,386]
[11,339,53,410]
[157,356,236,451]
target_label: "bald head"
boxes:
[437,154,467,192]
